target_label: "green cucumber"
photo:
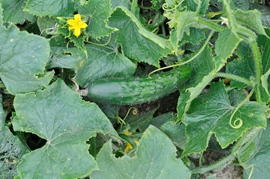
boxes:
[87,66,192,105]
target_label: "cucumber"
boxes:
[87,66,192,105]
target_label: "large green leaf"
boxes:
[182,81,267,155]
[25,0,75,17]
[234,9,267,36]
[222,0,256,42]
[90,126,191,179]
[249,4,270,28]
[1,0,35,24]
[214,29,241,67]
[109,8,172,67]
[74,41,136,87]
[12,79,118,179]
[160,117,186,150]
[177,29,241,121]
[77,0,116,39]
[227,42,256,89]
[0,7,54,94]
[182,0,210,14]
[177,45,215,120]
[168,11,198,52]
[0,126,29,179]
[110,0,130,9]
[243,123,270,179]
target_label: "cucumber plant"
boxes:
[0,0,269,179]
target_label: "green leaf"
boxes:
[77,0,117,39]
[90,126,191,179]
[37,16,58,36]
[243,124,270,179]
[12,79,118,178]
[0,9,54,94]
[168,11,198,52]
[47,35,83,69]
[261,68,270,97]
[234,9,267,36]
[222,0,256,42]
[151,0,165,10]
[227,42,255,89]
[258,29,270,102]
[109,7,172,67]
[182,81,267,155]
[250,4,270,28]
[1,0,35,24]
[178,29,241,121]
[182,0,210,14]
[160,117,186,150]
[233,0,249,10]
[25,0,75,17]
[124,107,159,134]
[177,46,215,120]
[151,112,174,129]
[0,126,29,179]
[74,42,136,87]
[228,89,247,106]
[214,29,241,67]
[110,0,131,9]
[182,28,206,46]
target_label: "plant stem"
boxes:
[191,153,235,174]
[131,0,138,14]
[250,40,262,103]
[198,17,226,32]
[216,72,253,86]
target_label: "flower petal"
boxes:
[74,28,81,37]
[74,14,82,21]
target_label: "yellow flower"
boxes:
[123,131,132,136]
[67,14,87,37]
[124,140,139,153]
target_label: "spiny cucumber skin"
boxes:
[87,66,192,105]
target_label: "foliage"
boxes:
[0,0,269,178]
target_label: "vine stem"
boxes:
[250,40,262,103]
[191,153,235,174]
[131,0,138,14]
[148,30,214,77]
[215,72,253,86]
[198,17,226,32]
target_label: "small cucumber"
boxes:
[87,66,192,105]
